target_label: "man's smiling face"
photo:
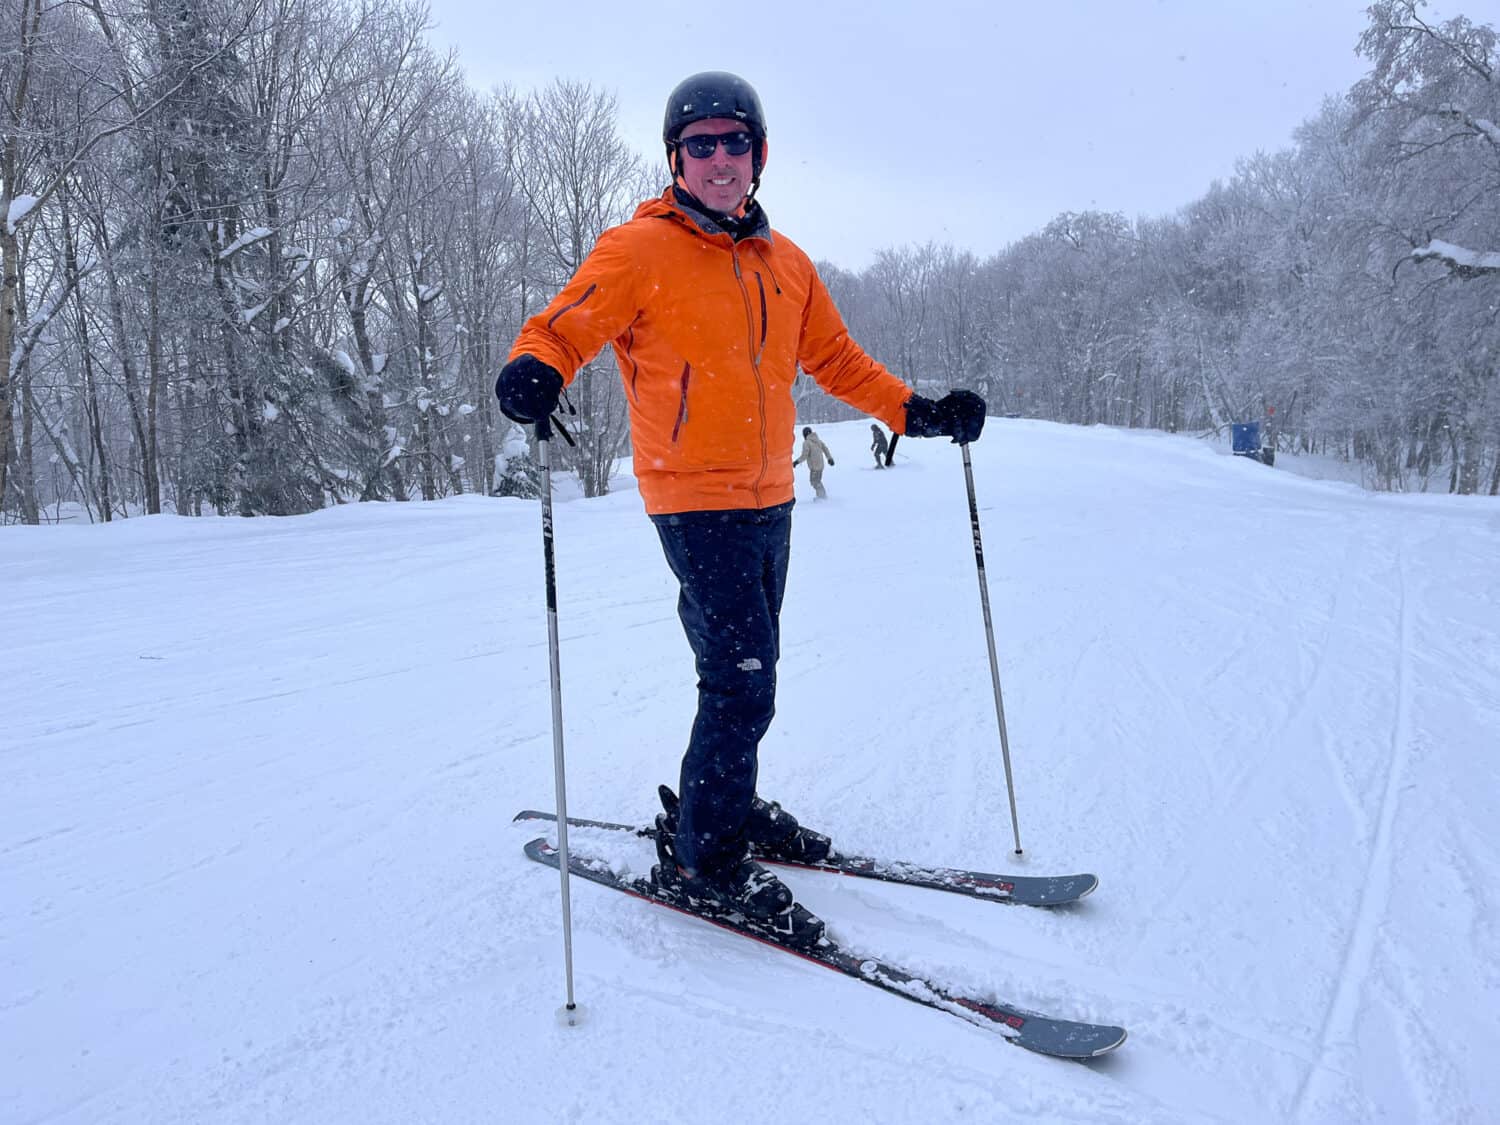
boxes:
[677,117,761,215]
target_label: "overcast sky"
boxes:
[423,0,1460,271]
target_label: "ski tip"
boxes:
[1017,1023,1127,1060]
[1086,1027,1128,1057]
[1072,1027,1128,1059]
[513,809,556,824]
[1020,874,1098,907]
[1046,873,1099,906]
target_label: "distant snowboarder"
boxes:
[793,427,835,499]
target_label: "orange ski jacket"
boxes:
[509,189,914,515]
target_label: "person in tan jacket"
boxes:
[496,71,986,942]
[793,427,834,499]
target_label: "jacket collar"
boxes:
[635,187,773,246]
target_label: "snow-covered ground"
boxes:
[4,420,1497,1123]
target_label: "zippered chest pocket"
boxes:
[661,362,763,468]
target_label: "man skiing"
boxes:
[870,423,890,468]
[496,71,985,942]
[792,426,834,498]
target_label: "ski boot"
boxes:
[657,784,834,865]
[745,796,833,864]
[651,799,824,948]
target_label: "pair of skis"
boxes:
[517,810,1126,1059]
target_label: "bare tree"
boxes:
[507,80,650,498]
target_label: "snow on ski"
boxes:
[523,837,1126,1059]
[513,809,1096,907]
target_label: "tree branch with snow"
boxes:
[1411,238,1500,278]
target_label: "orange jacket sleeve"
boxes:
[797,269,915,433]
[509,229,646,384]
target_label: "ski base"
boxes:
[513,809,1097,907]
[524,837,1125,1058]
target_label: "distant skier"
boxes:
[793,427,835,499]
[870,423,889,468]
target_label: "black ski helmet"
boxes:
[663,71,768,190]
[662,71,767,144]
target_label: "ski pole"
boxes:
[960,441,1023,855]
[536,426,584,1025]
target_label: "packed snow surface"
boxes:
[4,420,1497,1123]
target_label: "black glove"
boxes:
[904,389,987,444]
[496,355,563,432]
[828,457,835,466]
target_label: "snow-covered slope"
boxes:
[5,420,1497,1123]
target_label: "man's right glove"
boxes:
[495,354,564,432]
[904,389,987,444]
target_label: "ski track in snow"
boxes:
[4,421,1498,1124]
[1270,521,1371,831]
[1292,536,1414,1119]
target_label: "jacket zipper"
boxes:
[751,245,783,295]
[754,272,768,365]
[671,361,691,442]
[623,325,642,402]
[546,283,597,330]
[732,249,769,504]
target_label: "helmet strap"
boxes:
[745,138,765,205]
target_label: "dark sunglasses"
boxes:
[678,131,755,159]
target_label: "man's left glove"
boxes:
[496,355,563,430]
[904,389,987,444]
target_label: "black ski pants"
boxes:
[650,501,793,876]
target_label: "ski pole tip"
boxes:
[556,1002,588,1029]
